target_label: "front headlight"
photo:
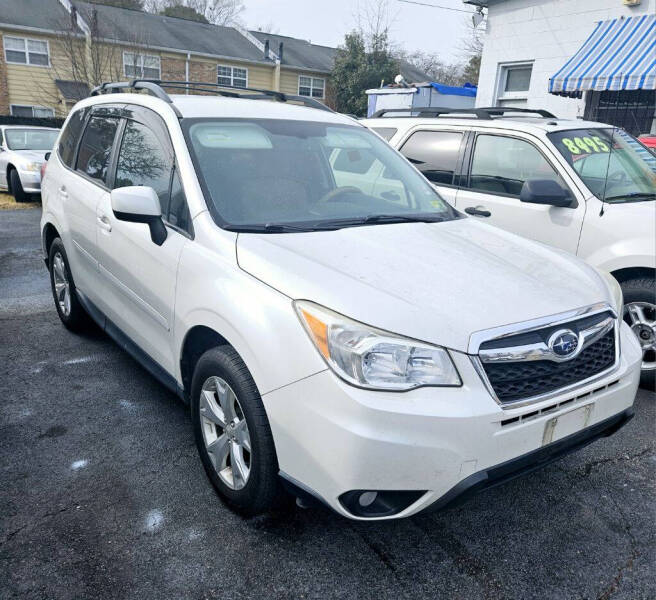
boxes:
[295,300,461,390]
[597,269,624,317]
[22,162,40,172]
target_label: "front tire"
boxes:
[48,238,91,332]
[9,169,29,202]
[191,346,283,516]
[621,277,656,390]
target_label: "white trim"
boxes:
[217,64,249,88]
[123,51,161,79]
[10,104,55,118]
[3,35,51,67]
[233,25,279,61]
[298,75,325,99]
[495,61,533,104]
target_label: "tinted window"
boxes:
[115,120,173,214]
[400,130,463,186]
[76,116,119,184]
[168,167,191,232]
[468,134,569,197]
[371,127,397,141]
[58,108,87,167]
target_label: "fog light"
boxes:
[339,489,426,518]
[358,491,378,507]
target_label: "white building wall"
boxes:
[476,0,656,119]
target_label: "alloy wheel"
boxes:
[199,376,252,490]
[624,301,656,372]
[52,252,71,317]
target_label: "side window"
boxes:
[75,116,119,185]
[168,167,191,233]
[115,120,173,216]
[58,108,87,168]
[399,130,463,186]
[0,129,3,147]
[468,134,570,197]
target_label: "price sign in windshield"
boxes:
[560,136,610,155]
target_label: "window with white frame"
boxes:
[4,36,49,66]
[298,76,325,99]
[10,105,55,118]
[496,62,533,107]
[217,65,248,88]
[123,52,161,79]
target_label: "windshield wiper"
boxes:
[604,192,655,203]
[316,214,448,229]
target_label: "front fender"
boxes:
[173,232,326,395]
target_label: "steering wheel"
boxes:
[319,186,362,203]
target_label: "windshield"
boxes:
[5,129,59,151]
[183,118,458,231]
[548,128,656,204]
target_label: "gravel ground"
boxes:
[1,208,654,600]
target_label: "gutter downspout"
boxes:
[185,52,190,94]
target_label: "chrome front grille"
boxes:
[470,305,620,407]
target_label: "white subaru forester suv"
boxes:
[40,82,642,520]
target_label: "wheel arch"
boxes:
[6,163,16,192]
[42,222,61,267]
[179,325,231,403]
[611,266,655,284]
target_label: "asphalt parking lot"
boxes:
[1,207,655,600]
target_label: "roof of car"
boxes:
[360,115,613,135]
[78,92,359,126]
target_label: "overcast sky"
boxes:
[241,0,478,63]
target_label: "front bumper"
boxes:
[262,322,642,520]
[18,170,42,193]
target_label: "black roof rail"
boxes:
[370,106,557,119]
[371,107,494,119]
[89,79,334,113]
[477,106,558,118]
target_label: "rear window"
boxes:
[75,116,119,185]
[58,108,87,167]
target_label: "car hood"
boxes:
[236,219,611,352]
[9,149,48,162]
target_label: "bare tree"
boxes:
[145,0,244,25]
[354,0,399,54]
[39,6,152,114]
[399,50,466,86]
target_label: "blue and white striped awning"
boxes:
[549,14,655,94]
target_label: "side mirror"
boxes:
[520,179,573,208]
[111,186,167,245]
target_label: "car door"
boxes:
[0,128,8,188]
[396,128,467,207]
[64,107,121,297]
[455,131,586,254]
[94,105,190,375]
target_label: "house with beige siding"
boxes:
[0,0,429,119]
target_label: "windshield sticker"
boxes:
[560,136,610,155]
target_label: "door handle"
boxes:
[464,206,491,218]
[97,214,112,232]
[58,186,68,199]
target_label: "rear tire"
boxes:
[9,169,29,203]
[48,238,91,332]
[191,346,283,516]
[620,277,656,390]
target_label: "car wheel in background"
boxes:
[191,346,284,516]
[9,169,29,203]
[621,277,656,390]
[48,238,91,332]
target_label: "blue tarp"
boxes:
[429,82,478,97]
